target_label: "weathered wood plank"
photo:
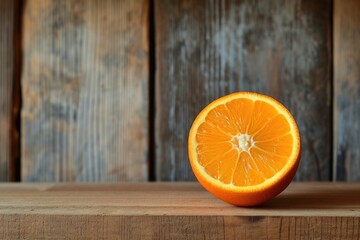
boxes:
[0,183,359,239]
[334,0,360,181]
[155,0,331,181]
[21,0,149,181]
[0,1,15,181]
[0,182,359,216]
[1,215,358,240]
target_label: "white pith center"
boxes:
[235,134,255,152]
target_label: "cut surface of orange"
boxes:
[188,92,301,206]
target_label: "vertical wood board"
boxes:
[334,0,360,181]
[155,0,331,181]
[0,1,15,181]
[21,0,149,182]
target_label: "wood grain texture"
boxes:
[155,0,332,181]
[334,0,360,181]
[1,215,358,240]
[0,1,15,181]
[21,0,149,182]
[0,183,359,239]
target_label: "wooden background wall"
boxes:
[0,0,358,182]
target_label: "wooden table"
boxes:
[0,183,359,239]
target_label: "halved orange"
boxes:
[188,92,301,206]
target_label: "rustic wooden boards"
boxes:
[1,0,359,183]
[155,0,332,181]
[0,183,359,239]
[21,0,149,181]
[334,0,360,181]
[0,1,15,181]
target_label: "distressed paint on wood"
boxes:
[334,0,360,181]
[0,183,359,239]
[21,0,149,182]
[155,0,331,181]
[0,1,15,181]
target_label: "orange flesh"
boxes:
[195,98,293,187]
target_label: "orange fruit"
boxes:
[188,92,301,206]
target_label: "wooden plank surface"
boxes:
[0,1,15,181]
[334,0,360,181]
[0,183,358,239]
[155,0,332,181]
[21,0,149,181]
